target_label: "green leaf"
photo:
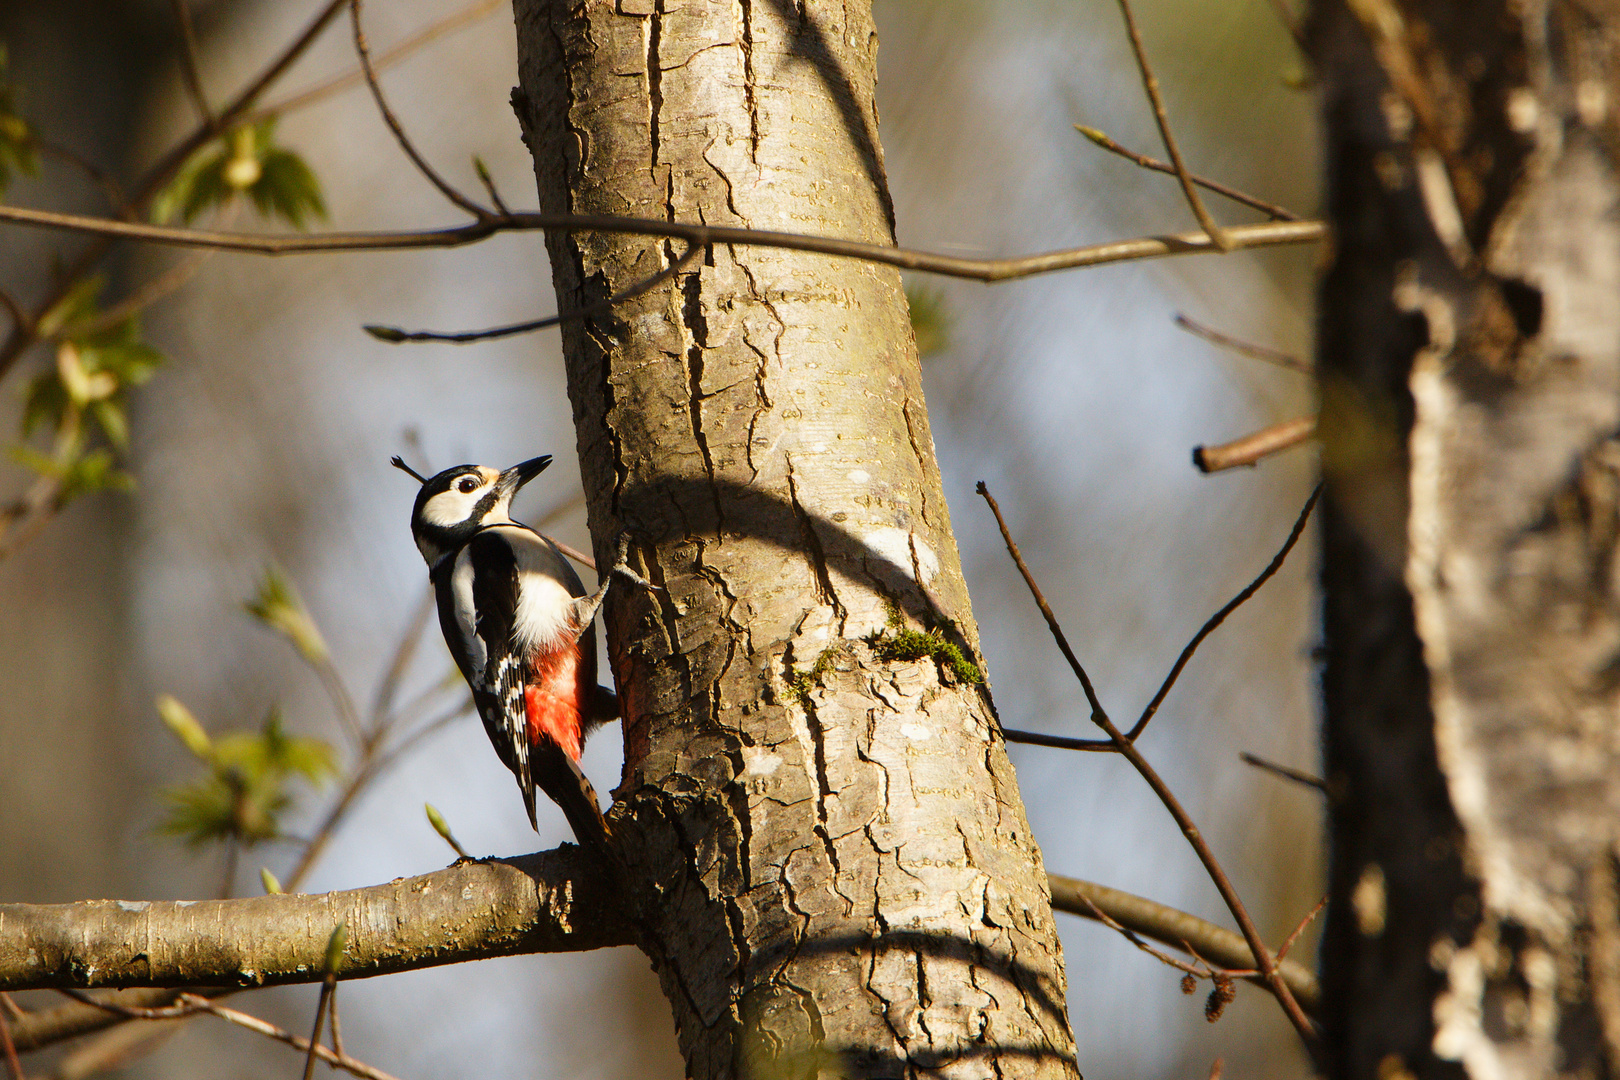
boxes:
[151,119,325,229]
[252,145,326,228]
[34,276,105,340]
[88,399,129,450]
[323,923,348,975]
[244,567,331,664]
[0,46,38,196]
[19,370,67,438]
[157,694,214,760]
[57,449,133,501]
[159,707,337,850]
[260,867,283,894]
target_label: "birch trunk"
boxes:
[1313,2,1620,1076]
[508,2,1080,1079]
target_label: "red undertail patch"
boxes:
[525,638,587,761]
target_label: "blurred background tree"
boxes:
[0,0,1319,1077]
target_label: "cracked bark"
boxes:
[1312,2,1620,1078]
[510,1,1078,1077]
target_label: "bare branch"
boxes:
[978,481,1321,1053]
[1276,893,1328,962]
[171,0,216,128]
[184,995,402,1080]
[0,1003,20,1080]
[1076,127,1300,221]
[0,0,350,380]
[1240,751,1329,793]
[250,0,504,124]
[0,847,632,994]
[1046,874,1319,1013]
[1194,416,1317,473]
[1126,484,1321,738]
[32,138,132,217]
[350,0,490,219]
[0,202,1327,280]
[1113,0,1230,249]
[8,990,190,1053]
[366,242,702,344]
[1174,312,1311,373]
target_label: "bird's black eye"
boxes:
[458,477,480,494]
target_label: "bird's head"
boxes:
[397,455,552,566]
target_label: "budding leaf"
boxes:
[152,119,325,228]
[323,922,348,975]
[157,694,213,760]
[159,706,337,849]
[260,867,283,895]
[244,567,330,664]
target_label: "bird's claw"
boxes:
[610,531,663,591]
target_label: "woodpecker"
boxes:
[394,454,644,855]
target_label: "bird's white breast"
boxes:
[486,525,585,652]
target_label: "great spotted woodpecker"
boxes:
[393,454,646,854]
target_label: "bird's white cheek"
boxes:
[422,491,478,528]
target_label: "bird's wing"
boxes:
[454,531,537,828]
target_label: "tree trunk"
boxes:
[1313,2,1620,1077]
[509,2,1080,1077]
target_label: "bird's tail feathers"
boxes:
[532,741,613,858]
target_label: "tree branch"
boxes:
[0,202,1326,280]
[0,847,632,995]
[1046,874,1320,1015]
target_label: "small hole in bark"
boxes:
[1500,278,1543,339]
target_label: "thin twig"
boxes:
[1240,751,1328,793]
[368,587,436,731]
[0,995,22,1023]
[179,996,401,1080]
[0,1004,20,1080]
[1001,484,1321,751]
[250,0,504,124]
[1076,127,1300,221]
[1125,483,1321,739]
[32,137,132,216]
[328,984,345,1061]
[1113,0,1231,250]
[1276,894,1328,961]
[0,290,27,336]
[1267,0,1308,53]
[473,157,511,216]
[302,979,333,1080]
[171,0,216,128]
[350,0,490,219]
[369,241,701,344]
[81,250,216,334]
[0,201,1327,279]
[977,481,1321,1053]
[55,989,203,1021]
[0,0,350,382]
[313,657,367,750]
[1175,313,1311,373]
[1208,1058,1225,1080]
[1078,894,1205,977]
[1194,416,1317,473]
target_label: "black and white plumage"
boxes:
[399,454,624,853]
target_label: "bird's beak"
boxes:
[496,455,552,499]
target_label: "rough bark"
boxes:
[508,2,1079,1077]
[0,849,630,993]
[1312,2,1620,1077]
